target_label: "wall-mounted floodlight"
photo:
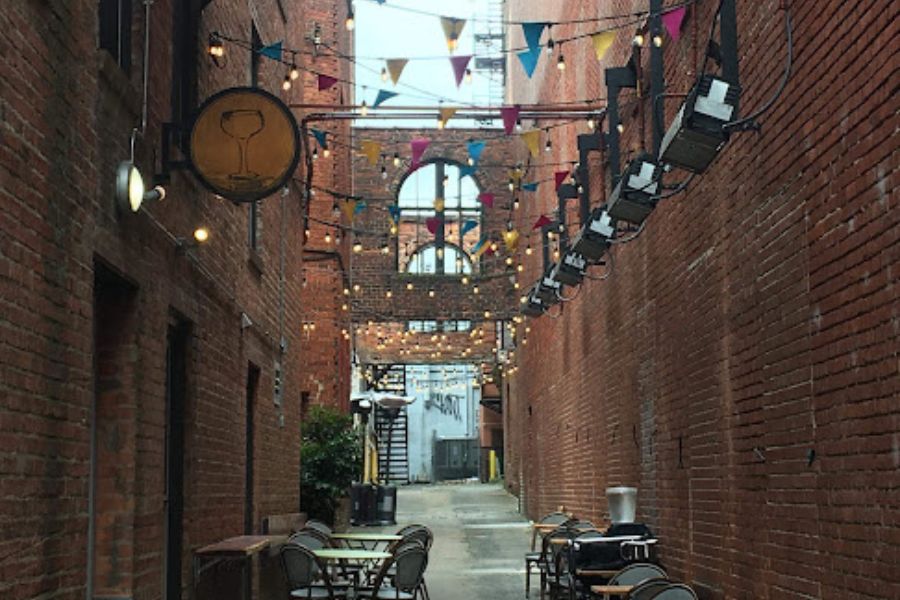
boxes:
[521,286,546,317]
[659,75,742,173]
[116,161,165,213]
[550,250,588,286]
[606,154,662,224]
[571,207,615,260]
[534,269,562,305]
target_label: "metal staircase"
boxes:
[371,364,410,484]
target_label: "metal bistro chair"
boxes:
[642,583,698,600]
[358,543,428,600]
[280,543,347,599]
[626,579,671,600]
[608,563,667,587]
[526,513,574,598]
[542,526,580,600]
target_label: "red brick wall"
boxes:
[349,127,520,338]
[505,1,899,598]
[0,0,349,598]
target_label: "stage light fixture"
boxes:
[606,154,663,224]
[659,74,742,173]
[571,207,615,260]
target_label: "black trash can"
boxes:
[351,483,377,525]
[375,485,397,525]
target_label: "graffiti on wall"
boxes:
[425,392,463,422]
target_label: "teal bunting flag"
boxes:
[517,48,540,78]
[522,23,546,53]
[459,165,477,178]
[467,140,485,163]
[373,89,399,108]
[470,236,487,254]
[259,41,283,60]
[522,182,539,192]
[388,205,401,223]
[311,129,328,148]
[354,200,367,216]
[461,220,478,236]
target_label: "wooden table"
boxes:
[590,584,635,599]
[193,535,283,600]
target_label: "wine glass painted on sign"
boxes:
[220,109,265,181]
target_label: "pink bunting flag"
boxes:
[426,217,440,235]
[450,55,472,88]
[477,193,495,208]
[500,106,521,135]
[410,138,430,168]
[532,214,552,230]
[554,170,570,191]
[317,74,338,91]
[662,6,687,42]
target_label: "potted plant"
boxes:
[300,405,363,526]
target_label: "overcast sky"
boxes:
[353,0,503,128]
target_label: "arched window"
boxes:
[396,160,481,274]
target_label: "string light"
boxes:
[324,231,332,243]
[517,264,524,272]
[513,198,520,210]
[406,282,414,290]
[389,224,398,235]
[617,123,625,133]
[461,275,469,285]
[465,69,473,84]
[546,37,555,55]
[525,245,533,256]
[428,289,435,298]
[473,285,480,294]
[437,116,445,130]
[312,147,319,160]
[515,118,523,132]
[436,247,444,259]
[392,152,400,167]
[381,165,388,179]
[323,147,331,158]
[353,240,363,253]
[587,117,596,130]
[467,157,474,166]
[345,10,355,31]
[381,67,388,82]
[633,34,644,47]
[557,50,566,71]
[545,139,552,152]
[653,35,663,47]
[508,179,515,192]
[360,100,368,117]
[282,72,295,88]
[381,242,390,254]
[505,256,514,266]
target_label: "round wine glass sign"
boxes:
[189,87,300,203]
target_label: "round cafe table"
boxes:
[329,533,402,543]
[313,549,391,561]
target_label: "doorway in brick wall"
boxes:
[244,363,260,534]
[164,317,190,600]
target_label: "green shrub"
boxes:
[300,405,362,523]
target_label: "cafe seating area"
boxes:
[279,519,433,600]
[526,488,698,600]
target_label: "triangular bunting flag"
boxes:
[520,130,541,158]
[532,214,552,230]
[426,217,441,235]
[340,199,357,222]
[477,193,494,208]
[259,41,283,60]
[461,220,478,236]
[434,198,445,212]
[471,236,488,257]
[410,138,430,168]
[373,89,399,108]
[388,205,401,224]
[554,170,570,191]
[517,48,540,79]
[459,165,477,178]
[450,55,472,87]
[385,59,409,85]
[522,22,546,53]
[500,106,520,135]
[439,107,458,125]
[467,140,485,164]
[662,6,687,42]
[354,201,367,216]
[317,74,338,90]
[591,31,616,61]
[311,129,328,149]
[360,140,381,166]
[503,229,521,252]
[440,17,467,53]
[522,182,539,192]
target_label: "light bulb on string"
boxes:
[525,244,533,256]
[546,37,555,55]
[380,67,388,82]
[545,139,552,153]
[392,152,400,167]
[208,34,224,57]
[653,35,663,47]
[508,179,515,192]
[290,61,300,80]
[617,123,625,134]
[323,147,331,158]
[464,69,472,84]
[360,100,368,117]
[513,198,520,210]
[515,118,523,132]
[345,10,355,31]
[353,240,363,253]
[557,49,566,71]
[324,231,332,244]
[587,117,596,130]
[312,147,319,160]
[381,166,387,179]
[633,34,644,47]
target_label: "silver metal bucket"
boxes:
[606,486,638,523]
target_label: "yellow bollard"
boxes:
[489,450,497,481]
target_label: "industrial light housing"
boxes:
[521,286,547,317]
[659,74,742,173]
[606,154,662,224]
[571,207,615,261]
[533,269,562,306]
[550,250,588,286]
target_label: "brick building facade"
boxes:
[503,0,899,598]
[0,1,350,598]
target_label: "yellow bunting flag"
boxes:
[508,168,523,185]
[592,31,616,61]
[503,229,521,252]
[440,17,467,53]
[360,140,381,166]
[385,59,409,85]
[439,107,458,126]
[434,197,445,212]
[520,130,541,158]
[340,199,357,222]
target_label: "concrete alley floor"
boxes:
[367,482,531,600]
